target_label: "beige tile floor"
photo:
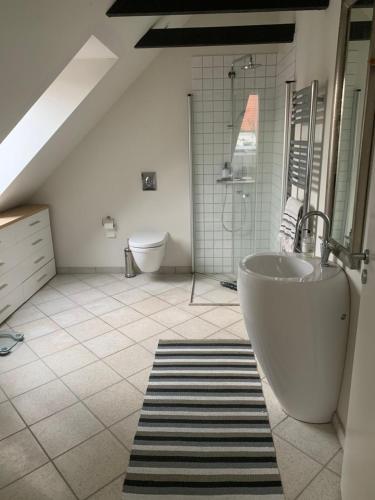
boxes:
[0,272,342,499]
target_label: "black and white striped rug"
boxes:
[123,340,283,499]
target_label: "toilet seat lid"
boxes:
[129,231,167,249]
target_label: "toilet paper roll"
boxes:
[105,229,116,239]
[104,221,114,230]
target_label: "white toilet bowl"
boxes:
[129,231,168,272]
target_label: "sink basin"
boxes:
[238,252,349,423]
[244,253,314,280]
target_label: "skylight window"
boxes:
[0,36,118,195]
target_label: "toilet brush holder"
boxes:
[124,247,136,278]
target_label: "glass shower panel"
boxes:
[190,53,285,285]
[231,94,259,276]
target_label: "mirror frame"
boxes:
[326,0,375,269]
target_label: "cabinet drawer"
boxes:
[0,244,24,278]
[23,259,56,299]
[22,242,54,279]
[0,224,16,252]
[0,266,23,300]
[0,287,23,325]
[15,209,50,242]
[20,226,53,259]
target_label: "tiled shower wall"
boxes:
[191,50,296,273]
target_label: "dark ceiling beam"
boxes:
[353,0,374,8]
[107,0,329,17]
[135,24,295,48]
[349,21,372,40]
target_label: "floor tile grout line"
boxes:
[48,428,128,498]
[8,281,217,346]
[0,393,80,499]
[325,449,343,477]
[52,364,144,436]
[272,425,341,470]
[271,433,327,500]
[81,471,126,500]
[293,463,328,499]
[0,362,60,400]
[0,460,80,500]
[21,360,133,461]
[49,459,81,500]
[1,321,174,390]
[1,324,245,432]
[25,332,80,358]
[1,323,239,401]
[1,364,144,452]
[2,342,130,423]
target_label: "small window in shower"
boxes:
[232,94,259,178]
[235,95,259,153]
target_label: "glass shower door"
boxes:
[230,93,259,277]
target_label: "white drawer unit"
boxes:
[0,224,15,252]
[0,288,23,325]
[22,240,54,278]
[21,226,53,259]
[0,243,23,278]
[16,208,50,241]
[0,205,56,324]
[0,265,24,300]
[23,259,56,299]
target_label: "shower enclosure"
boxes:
[189,50,296,304]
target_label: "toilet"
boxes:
[128,231,168,272]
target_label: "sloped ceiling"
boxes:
[0,0,189,210]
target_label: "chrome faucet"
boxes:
[297,210,332,266]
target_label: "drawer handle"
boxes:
[0,304,10,315]
[32,238,43,246]
[29,220,41,227]
[0,283,8,291]
[37,273,48,283]
[34,256,45,264]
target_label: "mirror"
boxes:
[331,4,374,248]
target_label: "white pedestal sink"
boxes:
[238,252,349,423]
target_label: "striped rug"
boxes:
[123,340,283,499]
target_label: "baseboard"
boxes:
[332,412,346,449]
[57,266,192,275]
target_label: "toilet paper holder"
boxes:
[102,216,117,238]
[102,216,116,228]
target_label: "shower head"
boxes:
[228,54,262,78]
[239,55,262,71]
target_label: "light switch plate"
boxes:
[142,172,157,191]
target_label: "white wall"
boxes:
[341,135,375,499]
[32,48,193,268]
[0,0,190,211]
[0,0,110,143]
[31,11,294,270]
[31,48,281,270]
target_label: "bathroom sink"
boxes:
[238,252,349,423]
[244,253,314,280]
